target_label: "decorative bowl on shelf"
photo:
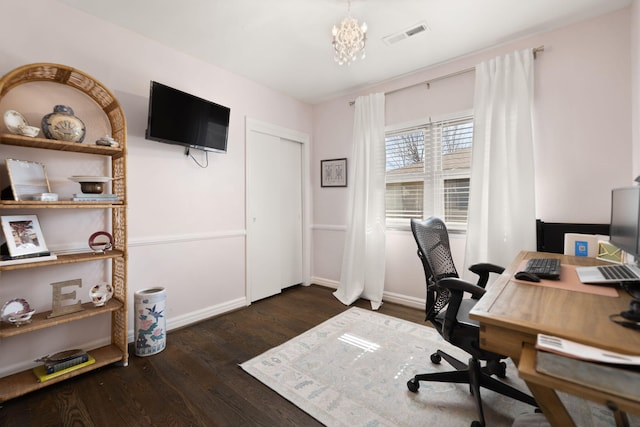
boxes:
[18,125,40,137]
[90,283,113,307]
[4,109,27,134]
[69,176,113,194]
[1,298,36,327]
[4,110,40,137]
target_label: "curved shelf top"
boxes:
[0,63,127,150]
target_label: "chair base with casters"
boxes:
[407,349,538,427]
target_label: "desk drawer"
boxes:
[479,324,534,360]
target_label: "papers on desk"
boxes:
[535,335,640,401]
[536,334,640,365]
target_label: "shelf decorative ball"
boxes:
[42,105,86,143]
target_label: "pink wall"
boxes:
[633,0,640,177]
[0,0,312,375]
[311,9,634,305]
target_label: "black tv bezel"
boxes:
[145,81,230,154]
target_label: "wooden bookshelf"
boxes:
[0,62,129,402]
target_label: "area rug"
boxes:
[240,307,620,427]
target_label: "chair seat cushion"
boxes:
[435,299,479,328]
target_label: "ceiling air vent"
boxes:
[382,22,429,46]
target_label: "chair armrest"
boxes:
[468,263,505,290]
[439,277,486,299]
[469,263,504,275]
[438,277,486,341]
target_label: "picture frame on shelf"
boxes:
[1,215,49,258]
[5,159,52,201]
[321,158,347,187]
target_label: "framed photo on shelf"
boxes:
[321,158,347,188]
[1,215,49,258]
[6,159,52,201]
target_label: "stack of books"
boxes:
[33,350,95,382]
[72,193,119,202]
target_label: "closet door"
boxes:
[247,131,303,302]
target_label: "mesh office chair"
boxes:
[407,217,537,427]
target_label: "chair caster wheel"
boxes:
[407,379,420,393]
[498,361,507,378]
[496,361,507,378]
[430,352,441,364]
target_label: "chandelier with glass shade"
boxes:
[332,0,367,65]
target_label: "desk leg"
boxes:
[610,406,629,427]
[525,381,576,427]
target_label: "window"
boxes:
[385,114,473,230]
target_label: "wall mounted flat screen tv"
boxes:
[145,81,230,153]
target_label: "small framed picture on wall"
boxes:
[321,158,347,188]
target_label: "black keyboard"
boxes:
[524,258,561,279]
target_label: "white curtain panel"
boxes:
[464,49,536,274]
[334,93,386,309]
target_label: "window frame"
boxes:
[384,110,473,232]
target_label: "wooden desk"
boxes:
[469,251,640,427]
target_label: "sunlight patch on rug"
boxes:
[240,307,615,427]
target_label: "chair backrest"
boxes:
[411,217,459,321]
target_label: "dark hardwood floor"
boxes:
[0,285,425,426]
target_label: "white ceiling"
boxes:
[61,0,631,104]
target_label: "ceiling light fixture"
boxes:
[332,0,367,65]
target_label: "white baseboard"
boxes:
[127,297,247,343]
[311,276,338,289]
[381,291,425,310]
[310,277,425,310]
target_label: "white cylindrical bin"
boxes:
[134,287,166,357]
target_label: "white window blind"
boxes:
[385,115,473,230]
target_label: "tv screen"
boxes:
[610,186,640,257]
[145,81,230,153]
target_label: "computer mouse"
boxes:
[514,271,541,282]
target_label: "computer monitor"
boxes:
[610,186,640,260]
